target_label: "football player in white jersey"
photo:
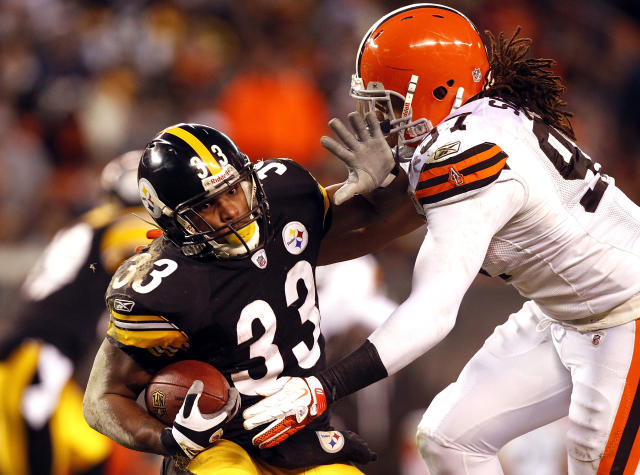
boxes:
[242,4,640,474]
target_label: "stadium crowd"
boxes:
[0,1,638,474]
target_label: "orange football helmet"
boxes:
[352,3,489,152]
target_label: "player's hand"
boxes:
[161,380,240,459]
[242,376,327,449]
[321,111,397,205]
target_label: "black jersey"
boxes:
[0,203,150,364]
[105,159,334,449]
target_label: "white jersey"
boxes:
[370,96,640,375]
[407,97,640,321]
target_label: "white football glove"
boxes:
[321,111,397,205]
[242,376,327,449]
[161,380,240,459]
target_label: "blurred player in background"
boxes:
[243,4,640,474]
[0,151,154,475]
[316,255,398,474]
[82,122,413,474]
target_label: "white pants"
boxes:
[416,301,640,474]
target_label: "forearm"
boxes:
[84,390,167,454]
[316,291,457,403]
[316,340,388,404]
[319,171,425,264]
[83,339,169,455]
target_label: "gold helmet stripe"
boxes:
[163,126,222,175]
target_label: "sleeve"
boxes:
[369,178,524,375]
[105,295,191,372]
[266,158,331,232]
[316,179,525,401]
[413,142,508,208]
[288,159,331,232]
[317,182,332,236]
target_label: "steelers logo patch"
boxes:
[282,221,308,255]
[316,430,345,453]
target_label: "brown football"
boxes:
[145,360,230,425]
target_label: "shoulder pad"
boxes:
[410,140,508,208]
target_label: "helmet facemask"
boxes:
[351,75,432,161]
[173,164,269,259]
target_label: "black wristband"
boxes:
[160,427,183,457]
[316,340,388,404]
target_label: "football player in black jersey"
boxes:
[0,152,154,475]
[82,120,417,474]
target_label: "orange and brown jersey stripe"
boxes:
[415,142,508,205]
[597,319,640,475]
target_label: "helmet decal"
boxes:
[163,126,224,176]
[138,178,163,219]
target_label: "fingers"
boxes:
[364,110,384,138]
[183,380,204,417]
[320,136,353,164]
[222,387,240,417]
[255,377,290,398]
[333,176,376,205]
[328,117,358,150]
[243,401,282,430]
[187,380,204,395]
[347,111,370,142]
[251,416,301,449]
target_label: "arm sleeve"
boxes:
[370,178,524,374]
[317,179,525,400]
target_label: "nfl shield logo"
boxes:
[151,390,167,417]
[251,249,268,269]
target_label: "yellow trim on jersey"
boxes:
[188,439,363,474]
[107,311,189,351]
[319,184,330,222]
[305,169,331,226]
[164,126,222,175]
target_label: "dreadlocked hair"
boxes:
[480,28,576,140]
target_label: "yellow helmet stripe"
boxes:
[163,126,222,175]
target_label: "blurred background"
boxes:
[0,0,638,474]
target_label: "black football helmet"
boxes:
[138,123,271,258]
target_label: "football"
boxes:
[145,360,230,425]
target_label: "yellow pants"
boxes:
[0,341,112,475]
[187,439,364,475]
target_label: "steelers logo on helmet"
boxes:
[138,178,163,219]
